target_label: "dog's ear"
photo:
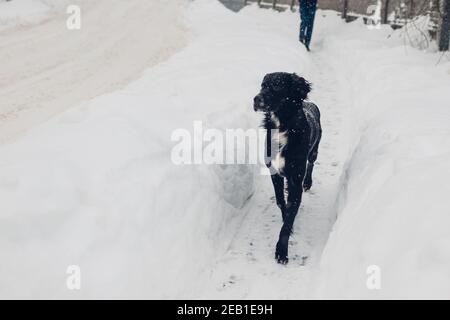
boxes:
[290,73,311,101]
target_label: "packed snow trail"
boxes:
[0,0,186,143]
[198,18,350,299]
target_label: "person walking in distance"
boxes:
[299,0,318,51]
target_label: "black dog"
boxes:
[253,72,322,264]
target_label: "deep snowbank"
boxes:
[0,1,312,298]
[313,17,450,299]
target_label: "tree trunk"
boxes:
[383,0,391,24]
[343,0,349,20]
[439,0,450,51]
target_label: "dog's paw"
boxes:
[275,242,289,265]
[276,255,289,265]
[303,180,312,192]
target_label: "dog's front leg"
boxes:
[270,174,286,221]
[275,174,303,264]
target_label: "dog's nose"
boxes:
[254,95,263,111]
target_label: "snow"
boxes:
[0,0,186,143]
[0,0,68,30]
[312,16,450,299]
[1,0,450,299]
[0,0,302,299]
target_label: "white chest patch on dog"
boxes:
[272,151,286,174]
[270,113,280,128]
[270,113,288,174]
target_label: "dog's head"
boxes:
[253,73,311,113]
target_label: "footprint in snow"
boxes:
[292,254,309,266]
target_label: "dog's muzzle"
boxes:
[253,94,266,112]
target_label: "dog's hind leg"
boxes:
[303,153,317,191]
[275,174,303,264]
[303,130,322,191]
[271,174,286,221]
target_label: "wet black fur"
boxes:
[253,72,322,264]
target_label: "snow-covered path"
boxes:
[199,32,349,299]
[0,0,186,143]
